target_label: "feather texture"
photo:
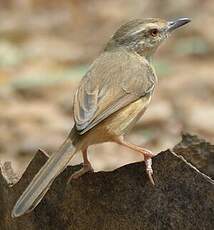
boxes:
[74,48,156,135]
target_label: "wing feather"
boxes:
[73,48,156,134]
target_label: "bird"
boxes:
[12,17,190,217]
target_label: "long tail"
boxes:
[12,129,81,218]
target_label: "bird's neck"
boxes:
[143,54,153,63]
[105,40,154,63]
[132,44,156,63]
[105,38,157,63]
[104,41,155,63]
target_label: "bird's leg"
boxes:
[67,148,94,183]
[115,137,156,185]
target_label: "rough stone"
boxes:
[0,135,214,230]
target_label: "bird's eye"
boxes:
[149,29,159,37]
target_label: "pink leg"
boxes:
[115,137,156,185]
[67,147,94,184]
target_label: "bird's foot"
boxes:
[144,156,155,185]
[142,148,157,158]
[138,149,157,185]
[67,163,94,184]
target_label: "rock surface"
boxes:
[174,133,214,178]
[0,134,214,230]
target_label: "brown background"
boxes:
[0,0,214,177]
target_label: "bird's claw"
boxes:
[67,164,94,185]
[145,157,155,185]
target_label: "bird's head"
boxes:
[106,18,190,59]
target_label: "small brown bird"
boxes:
[12,17,190,217]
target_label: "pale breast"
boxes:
[80,94,151,146]
[104,95,151,136]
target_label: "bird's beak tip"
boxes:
[167,17,191,32]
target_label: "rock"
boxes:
[0,134,214,230]
[173,133,214,178]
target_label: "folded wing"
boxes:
[74,48,156,135]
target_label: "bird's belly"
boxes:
[104,95,151,136]
[81,95,151,147]
[80,95,151,147]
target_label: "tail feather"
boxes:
[12,131,80,218]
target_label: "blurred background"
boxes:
[0,0,214,177]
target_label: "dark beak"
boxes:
[167,18,191,32]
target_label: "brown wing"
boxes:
[73,48,156,135]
